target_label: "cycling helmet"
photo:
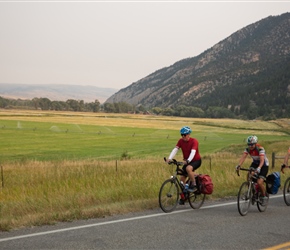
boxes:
[180,126,192,135]
[247,135,258,144]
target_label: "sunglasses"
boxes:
[181,134,188,137]
[247,143,255,146]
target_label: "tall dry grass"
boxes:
[1,139,288,231]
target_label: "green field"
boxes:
[0,110,289,162]
[0,110,289,231]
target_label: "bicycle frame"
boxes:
[236,167,269,216]
[158,158,206,213]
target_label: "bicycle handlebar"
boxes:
[164,157,184,166]
[236,167,258,179]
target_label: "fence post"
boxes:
[272,152,275,169]
[116,160,118,172]
[1,165,4,188]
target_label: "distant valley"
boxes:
[0,83,118,103]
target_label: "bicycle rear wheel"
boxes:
[257,191,269,212]
[158,178,179,213]
[283,177,290,206]
[237,182,251,216]
[188,191,205,209]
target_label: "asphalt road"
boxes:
[0,194,289,250]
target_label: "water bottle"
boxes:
[184,183,189,192]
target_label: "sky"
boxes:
[0,1,290,91]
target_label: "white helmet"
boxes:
[247,135,258,144]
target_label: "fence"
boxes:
[272,152,285,169]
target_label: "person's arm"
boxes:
[186,149,196,163]
[256,154,265,173]
[284,149,290,166]
[236,153,248,170]
[168,147,179,161]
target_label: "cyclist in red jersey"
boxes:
[167,126,201,198]
[281,147,290,173]
[236,135,269,200]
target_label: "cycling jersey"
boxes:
[176,137,201,161]
[244,143,269,166]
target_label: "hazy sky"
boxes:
[1,1,290,90]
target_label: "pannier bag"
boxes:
[198,174,214,194]
[266,172,281,195]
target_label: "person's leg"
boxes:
[180,175,186,184]
[257,178,266,196]
[186,160,201,190]
[258,165,269,196]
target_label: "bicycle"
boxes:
[158,158,205,213]
[282,165,290,206]
[236,167,269,216]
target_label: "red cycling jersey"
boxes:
[176,137,201,161]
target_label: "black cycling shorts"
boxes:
[182,159,202,175]
[250,162,269,180]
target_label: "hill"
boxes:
[0,83,118,103]
[105,13,290,119]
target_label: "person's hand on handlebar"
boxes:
[165,158,173,164]
[281,164,287,174]
[255,167,261,174]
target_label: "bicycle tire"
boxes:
[158,178,179,213]
[257,191,269,212]
[237,181,251,216]
[283,177,290,206]
[188,191,205,209]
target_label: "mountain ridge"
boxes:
[0,83,118,103]
[105,12,290,118]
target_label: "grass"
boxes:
[0,109,289,231]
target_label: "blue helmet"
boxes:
[180,126,192,135]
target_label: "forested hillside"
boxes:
[105,13,290,119]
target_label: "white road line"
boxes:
[0,194,284,243]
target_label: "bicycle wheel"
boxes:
[237,182,251,216]
[257,190,269,212]
[188,191,205,209]
[283,177,290,206]
[158,178,179,213]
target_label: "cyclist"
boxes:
[167,126,201,204]
[235,135,269,201]
[281,147,290,174]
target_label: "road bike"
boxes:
[282,165,290,206]
[158,158,205,213]
[236,167,269,216]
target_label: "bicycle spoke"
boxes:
[188,191,205,209]
[257,191,269,212]
[159,179,179,213]
[237,182,251,216]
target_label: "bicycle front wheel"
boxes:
[188,191,205,209]
[283,177,290,206]
[237,182,251,216]
[158,178,179,213]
